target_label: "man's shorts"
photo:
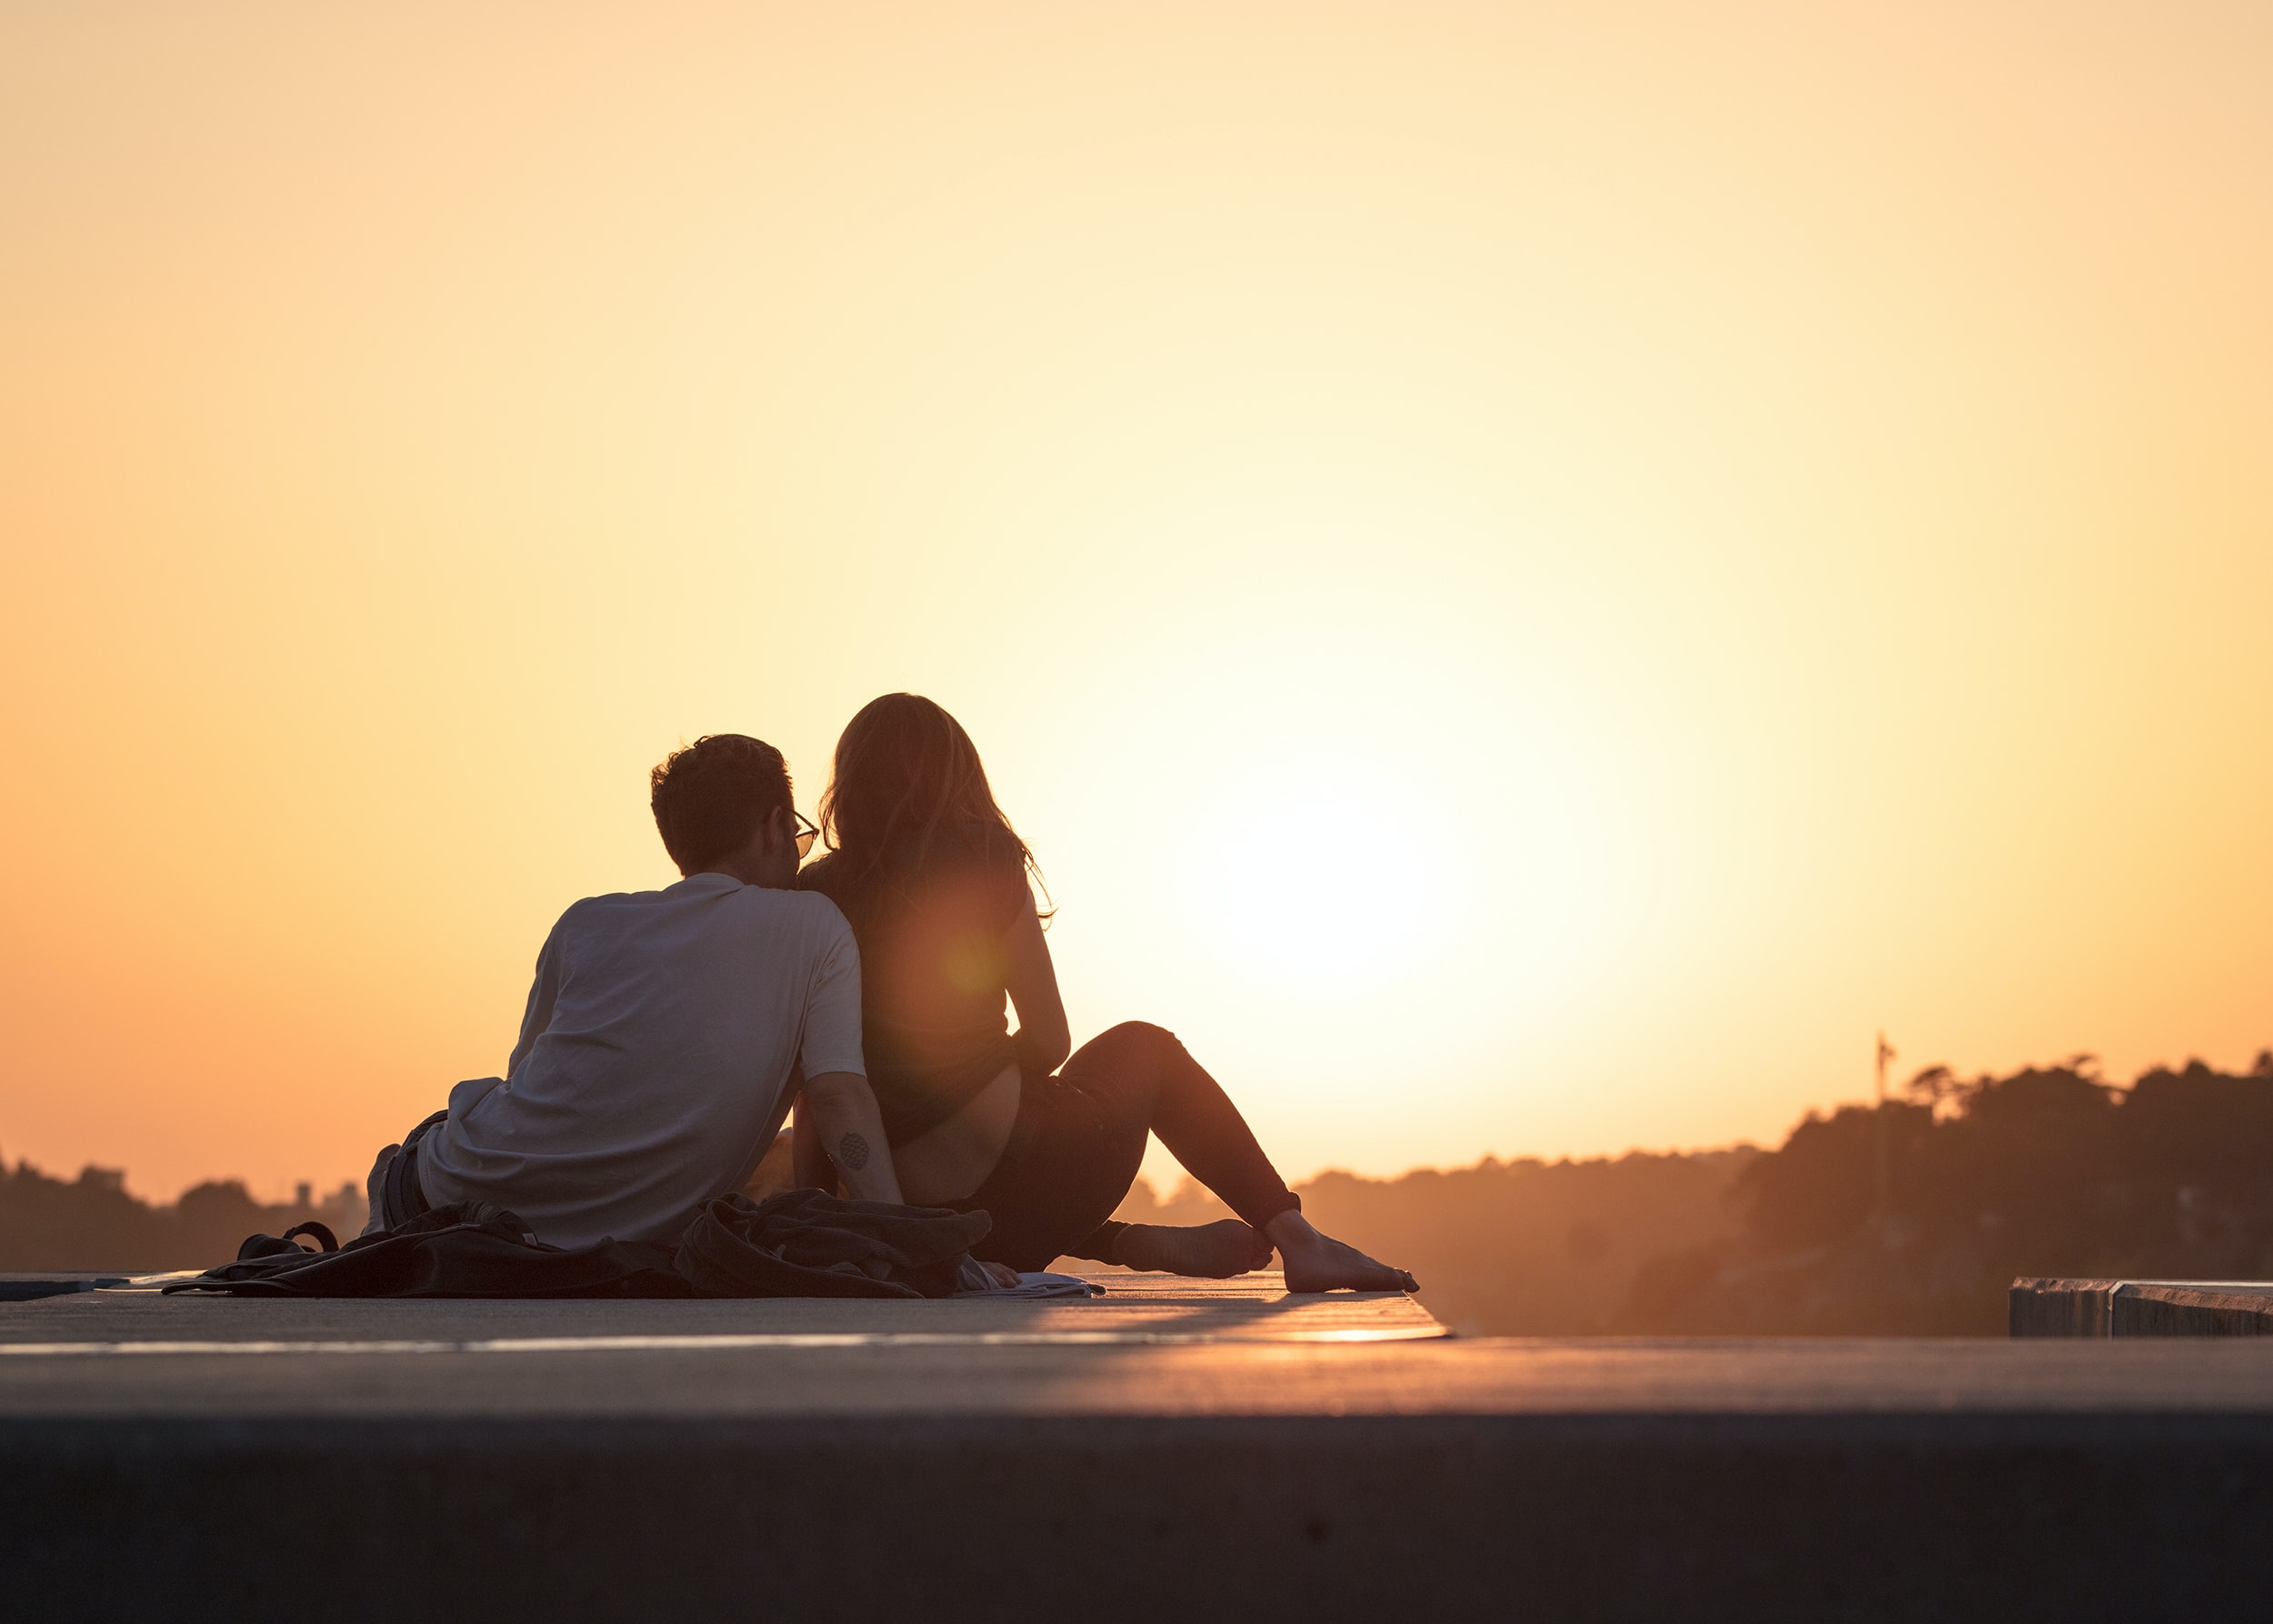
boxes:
[375,1109,447,1231]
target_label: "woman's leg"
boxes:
[968,1022,1417,1289]
[1054,1021,1299,1231]
[955,1062,1151,1273]
[954,1023,1273,1274]
[1066,1024,1415,1289]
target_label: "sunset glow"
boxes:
[3,2,2268,1200]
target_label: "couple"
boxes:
[367,693,1414,1294]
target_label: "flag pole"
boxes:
[1873,1031,1896,1239]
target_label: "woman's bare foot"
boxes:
[1264,1211,1418,1293]
[1112,1219,1275,1278]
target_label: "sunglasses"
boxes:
[792,809,821,859]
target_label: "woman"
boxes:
[793,693,1415,1292]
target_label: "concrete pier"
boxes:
[2012,1276,2273,1336]
[9,1274,2273,1621]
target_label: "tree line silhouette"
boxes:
[1622,1050,2273,1335]
[0,1164,361,1274]
[1116,1051,2273,1334]
[6,1050,2269,1331]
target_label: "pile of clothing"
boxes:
[165,1188,1094,1300]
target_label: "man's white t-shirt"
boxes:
[416,873,865,1248]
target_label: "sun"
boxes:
[1177,752,1463,997]
[1036,602,1644,1080]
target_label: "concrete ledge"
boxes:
[0,1274,129,1303]
[10,1410,2273,1622]
[15,1284,2273,1619]
[2013,1278,2273,1338]
[2116,1284,2273,1338]
[2011,1277,2120,1336]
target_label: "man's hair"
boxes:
[649,734,793,873]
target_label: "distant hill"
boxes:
[1116,1051,2273,1336]
[0,1163,362,1273]
[12,1048,2270,1329]
[1623,1053,2273,1335]
[1115,1149,1757,1336]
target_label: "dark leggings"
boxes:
[953,1021,1301,1273]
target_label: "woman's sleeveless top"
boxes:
[794,827,1032,1145]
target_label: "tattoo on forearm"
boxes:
[837,1132,871,1172]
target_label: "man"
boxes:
[365,733,906,1246]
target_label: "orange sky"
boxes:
[4,3,2268,1201]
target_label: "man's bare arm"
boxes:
[789,1096,837,1193]
[799,1071,905,1205]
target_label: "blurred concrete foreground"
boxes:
[5,1272,2273,1622]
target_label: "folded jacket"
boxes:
[165,1189,996,1301]
[675,1189,994,1299]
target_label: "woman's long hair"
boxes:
[816,693,1050,924]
